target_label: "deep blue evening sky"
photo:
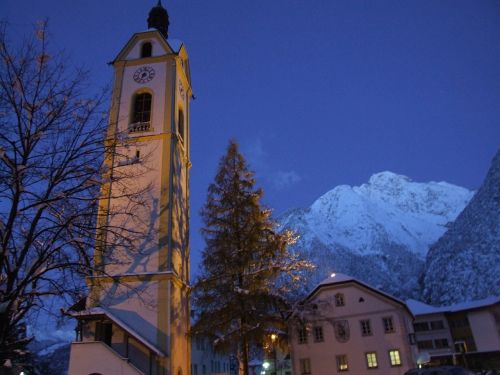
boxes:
[2,0,499,273]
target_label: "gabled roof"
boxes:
[111,29,184,64]
[407,295,500,316]
[307,272,413,317]
[69,306,167,357]
[110,29,192,92]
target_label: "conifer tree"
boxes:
[192,141,312,375]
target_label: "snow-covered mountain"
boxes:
[422,150,500,305]
[279,171,474,299]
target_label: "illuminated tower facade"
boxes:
[68,2,192,374]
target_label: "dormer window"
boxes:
[130,92,152,133]
[141,42,152,58]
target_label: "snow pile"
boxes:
[279,171,473,299]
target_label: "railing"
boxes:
[129,122,151,133]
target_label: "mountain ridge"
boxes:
[279,171,474,299]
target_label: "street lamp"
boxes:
[270,334,278,375]
[262,361,270,374]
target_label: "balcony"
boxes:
[129,122,152,133]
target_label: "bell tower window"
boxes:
[178,109,184,142]
[141,42,152,58]
[130,92,152,133]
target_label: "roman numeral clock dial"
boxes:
[133,66,155,84]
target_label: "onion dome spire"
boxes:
[148,0,170,38]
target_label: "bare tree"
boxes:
[0,21,150,369]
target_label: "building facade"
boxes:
[191,335,231,375]
[408,296,500,370]
[289,273,416,375]
[67,2,193,375]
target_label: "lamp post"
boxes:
[270,334,278,375]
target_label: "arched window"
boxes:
[130,93,152,132]
[141,42,152,58]
[178,109,184,142]
[129,92,151,133]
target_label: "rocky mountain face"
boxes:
[422,150,500,305]
[279,172,474,299]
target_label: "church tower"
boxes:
[68,2,193,374]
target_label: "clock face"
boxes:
[133,66,155,84]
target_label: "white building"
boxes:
[191,335,231,375]
[408,296,500,370]
[289,273,416,374]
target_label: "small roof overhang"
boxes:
[69,306,167,357]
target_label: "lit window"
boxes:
[383,317,395,333]
[141,42,152,58]
[388,350,401,366]
[360,320,372,336]
[299,358,311,375]
[336,355,348,371]
[335,293,345,307]
[365,352,378,369]
[313,326,323,342]
[130,92,152,132]
[298,326,307,344]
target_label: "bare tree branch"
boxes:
[0,21,153,368]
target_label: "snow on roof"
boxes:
[406,299,445,315]
[407,295,500,316]
[319,272,355,285]
[70,307,166,356]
